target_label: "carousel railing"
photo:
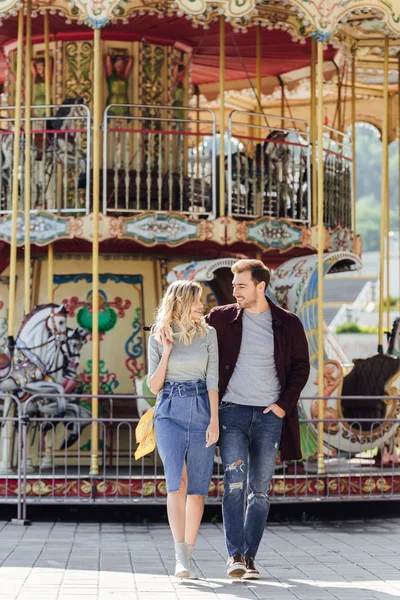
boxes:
[321,127,353,230]
[1,393,400,519]
[227,112,311,221]
[0,104,91,215]
[102,104,217,216]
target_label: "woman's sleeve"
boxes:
[206,327,219,391]
[148,335,161,381]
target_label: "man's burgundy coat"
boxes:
[206,299,310,462]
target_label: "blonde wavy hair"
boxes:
[152,280,207,345]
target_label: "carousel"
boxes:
[0,0,399,509]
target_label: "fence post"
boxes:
[11,409,31,526]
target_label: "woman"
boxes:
[148,280,219,579]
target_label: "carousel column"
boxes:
[398,55,400,304]
[43,11,56,470]
[310,38,317,225]
[0,4,24,476]
[378,37,389,354]
[316,40,325,474]
[351,47,357,233]
[23,0,35,476]
[44,12,54,303]
[90,29,102,476]
[255,25,263,220]
[219,16,225,218]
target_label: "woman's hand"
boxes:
[160,331,173,356]
[206,418,219,447]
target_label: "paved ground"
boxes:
[1,518,400,600]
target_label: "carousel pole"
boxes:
[219,15,225,217]
[310,38,317,225]
[0,0,24,480]
[255,24,262,223]
[398,55,400,305]
[7,4,24,343]
[351,47,357,233]
[195,85,200,178]
[378,37,389,354]
[24,0,32,315]
[44,11,54,303]
[316,40,325,474]
[256,25,262,120]
[90,28,102,476]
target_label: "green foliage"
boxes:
[336,322,379,334]
[355,124,399,252]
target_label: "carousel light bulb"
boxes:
[123,18,129,24]
[177,9,184,16]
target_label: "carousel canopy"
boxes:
[0,15,336,86]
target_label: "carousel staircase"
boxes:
[324,277,378,329]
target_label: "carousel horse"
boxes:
[341,317,400,465]
[230,129,308,218]
[0,303,68,473]
[39,326,90,469]
[0,98,87,211]
[0,303,68,400]
[0,130,14,209]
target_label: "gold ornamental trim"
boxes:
[1,0,400,37]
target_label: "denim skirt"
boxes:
[154,380,215,496]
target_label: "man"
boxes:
[206,259,310,580]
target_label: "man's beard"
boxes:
[236,296,257,309]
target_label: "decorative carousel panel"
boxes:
[69,0,127,27]
[235,217,317,252]
[0,212,73,246]
[119,212,206,246]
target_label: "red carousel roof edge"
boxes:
[0,14,336,86]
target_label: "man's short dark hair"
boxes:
[231,259,271,290]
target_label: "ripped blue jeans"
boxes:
[219,402,283,559]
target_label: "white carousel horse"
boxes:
[0,98,87,211]
[0,303,68,473]
[39,327,90,469]
[0,303,68,397]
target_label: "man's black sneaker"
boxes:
[226,554,247,578]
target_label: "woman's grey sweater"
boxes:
[148,325,218,391]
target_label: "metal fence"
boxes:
[322,127,352,230]
[1,393,399,521]
[227,112,311,221]
[0,104,91,215]
[102,104,216,216]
